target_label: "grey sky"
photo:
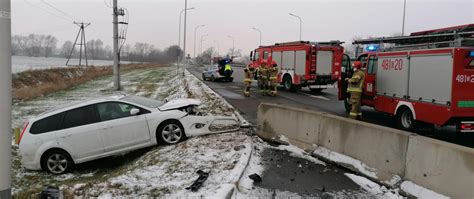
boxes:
[12,0,474,57]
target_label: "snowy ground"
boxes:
[12,66,249,197]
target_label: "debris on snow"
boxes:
[345,173,403,199]
[186,170,210,192]
[313,146,377,179]
[275,144,326,166]
[248,174,262,183]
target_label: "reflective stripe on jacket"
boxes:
[347,70,365,93]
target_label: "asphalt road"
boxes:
[188,65,474,148]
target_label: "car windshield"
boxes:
[120,96,164,108]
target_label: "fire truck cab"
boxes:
[339,24,474,133]
[249,41,345,92]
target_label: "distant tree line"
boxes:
[12,34,183,63]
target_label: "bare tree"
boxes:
[43,35,57,57]
[60,40,74,58]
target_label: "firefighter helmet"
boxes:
[352,61,362,70]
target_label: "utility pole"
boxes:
[113,0,120,90]
[66,22,91,66]
[0,0,11,198]
[402,0,407,36]
[182,0,188,71]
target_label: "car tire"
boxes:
[229,77,234,82]
[202,74,206,81]
[157,120,186,145]
[397,107,416,131]
[41,149,74,175]
[210,75,215,82]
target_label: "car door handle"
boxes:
[101,125,113,130]
[58,134,72,139]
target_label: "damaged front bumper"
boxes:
[180,115,240,136]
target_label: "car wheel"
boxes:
[41,150,74,175]
[397,107,416,131]
[202,74,206,81]
[157,120,186,145]
[210,75,215,82]
[229,77,234,82]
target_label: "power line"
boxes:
[23,0,71,23]
[104,0,112,8]
[40,0,76,21]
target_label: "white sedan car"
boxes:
[19,95,238,174]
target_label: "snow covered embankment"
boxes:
[12,66,251,198]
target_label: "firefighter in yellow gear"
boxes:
[243,66,255,97]
[258,60,269,95]
[346,61,365,120]
[267,60,279,96]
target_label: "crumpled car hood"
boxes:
[158,98,201,111]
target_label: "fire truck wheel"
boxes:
[397,107,416,131]
[283,75,297,92]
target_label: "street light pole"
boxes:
[177,7,194,72]
[194,25,205,58]
[0,0,11,198]
[182,0,189,70]
[289,13,302,41]
[200,34,208,63]
[213,40,220,57]
[252,27,262,46]
[227,35,234,58]
[402,0,407,36]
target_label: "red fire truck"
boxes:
[339,24,474,133]
[249,41,345,92]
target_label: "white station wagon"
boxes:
[19,95,238,174]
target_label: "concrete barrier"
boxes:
[257,103,322,151]
[318,113,411,183]
[404,135,474,198]
[257,103,474,198]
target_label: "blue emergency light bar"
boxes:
[365,44,380,52]
[470,51,474,57]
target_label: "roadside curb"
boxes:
[210,140,253,199]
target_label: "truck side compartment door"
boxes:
[363,55,377,105]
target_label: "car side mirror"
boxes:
[130,108,140,116]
